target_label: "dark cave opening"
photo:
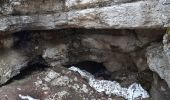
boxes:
[66,61,112,80]
[65,60,153,92]
[0,29,164,100]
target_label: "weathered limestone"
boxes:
[0,0,64,15]
[146,34,170,88]
[0,28,164,85]
[0,49,29,84]
[42,44,69,66]
[0,0,170,99]
[163,0,170,4]
[0,0,169,33]
[0,66,110,100]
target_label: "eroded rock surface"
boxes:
[0,49,29,85]
[0,66,110,100]
[0,29,163,86]
[146,34,170,88]
[0,0,169,33]
[0,0,170,99]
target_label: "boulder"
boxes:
[0,66,110,100]
[0,49,29,85]
[146,43,170,87]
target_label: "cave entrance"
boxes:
[66,61,111,80]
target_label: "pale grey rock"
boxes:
[0,66,109,100]
[67,1,163,28]
[0,0,64,15]
[69,66,149,100]
[163,0,170,4]
[146,34,170,89]
[42,44,69,66]
[0,1,170,98]
[0,49,28,84]
[146,43,170,87]
[65,0,110,9]
[163,34,170,63]
[0,13,67,32]
[0,0,169,33]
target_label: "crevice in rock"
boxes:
[66,0,142,11]
[66,61,112,80]
[65,60,153,93]
[137,69,153,91]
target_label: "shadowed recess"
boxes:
[66,61,111,80]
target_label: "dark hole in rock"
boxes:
[13,31,32,46]
[66,61,112,80]
[137,69,153,92]
[13,31,40,50]
[109,68,153,91]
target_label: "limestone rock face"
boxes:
[0,49,29,84]
[146,34,170,88]
[0,0,169,33]
[146,43,170,87]
[0,0,170,99]
[42,44,69,66]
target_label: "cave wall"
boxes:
[0,29,164,84]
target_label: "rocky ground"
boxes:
[0,66,110,100]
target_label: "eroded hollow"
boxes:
[0,29,167,99]
[66,61,112,80]
[1,29,156,86]
[66,60,153,92]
